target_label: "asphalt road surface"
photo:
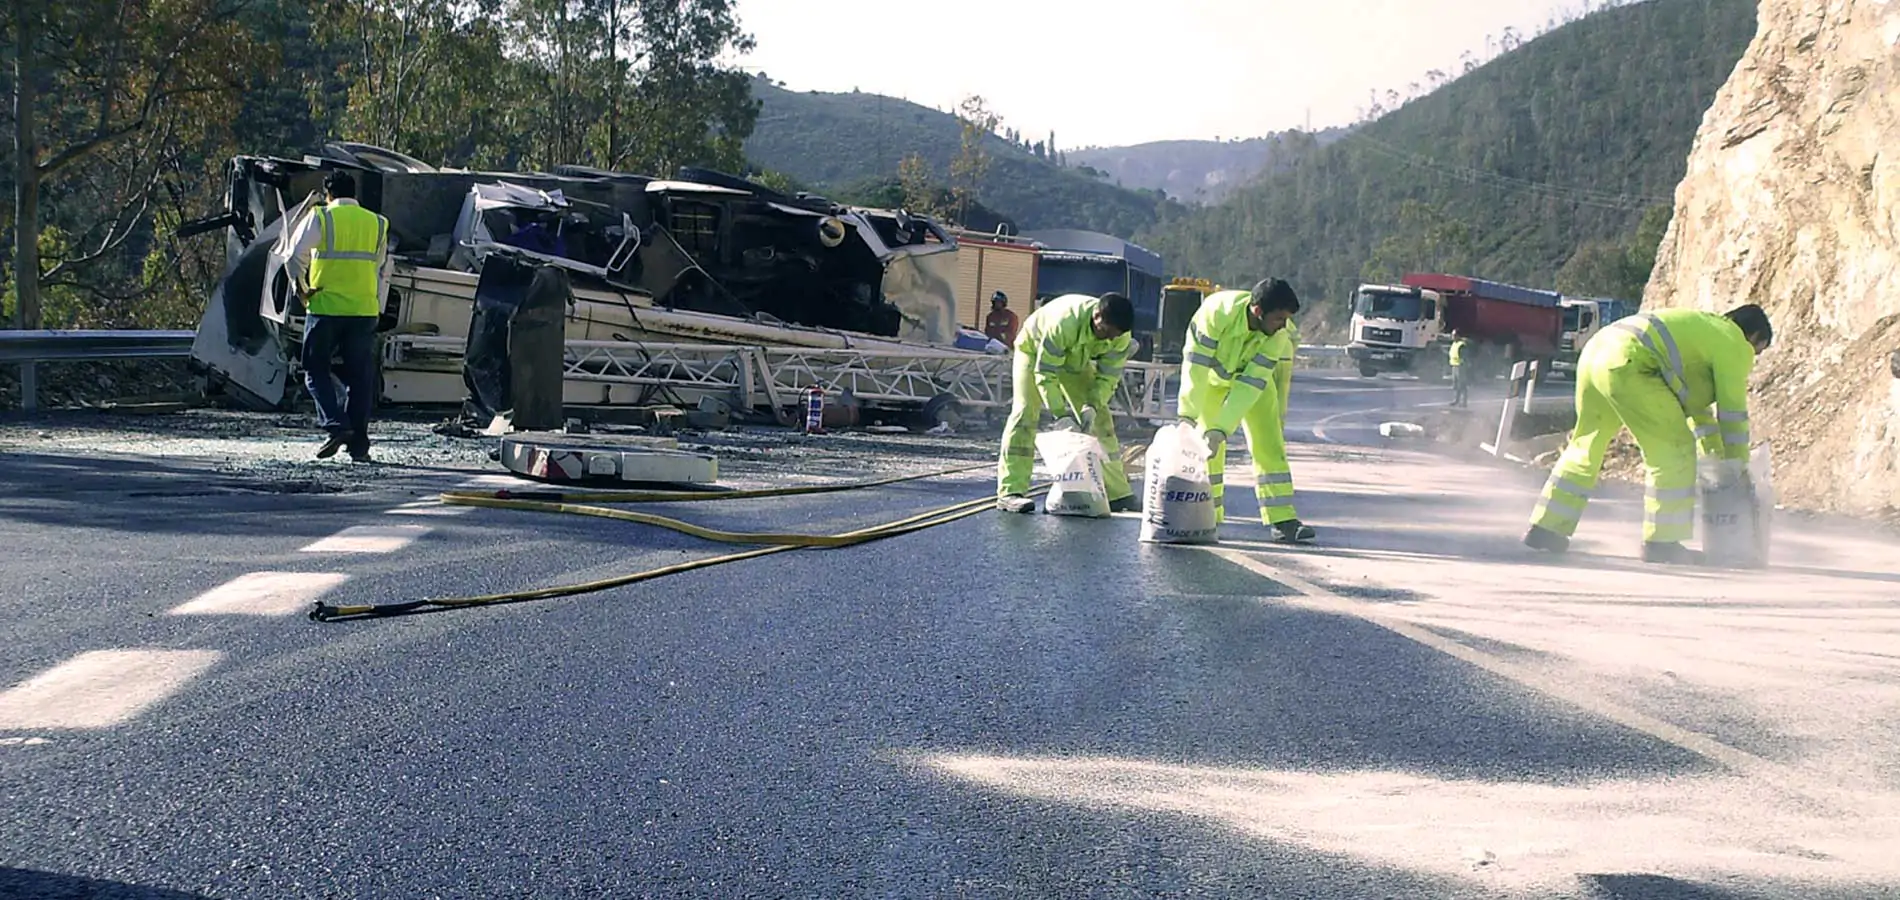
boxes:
[2,372,1896,899]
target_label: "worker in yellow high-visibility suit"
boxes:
[997,292,1138,513]
[1448,332,1471,408]
[1178,278,1316,543]
[1525,305,1773,564]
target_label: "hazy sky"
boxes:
[735,0,1590,148]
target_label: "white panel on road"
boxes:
[0,649,222,729]
[299,524,431,554]
[169,571,351,616]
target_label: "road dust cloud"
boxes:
[905,752,1900,893]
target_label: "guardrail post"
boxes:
[1485,360,1530,458]
[19,363,38,413]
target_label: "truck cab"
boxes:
[1347,283,1445,377]
[1153,277,1216,363]
[1552,298,1602,377]
[1553,296,1639,377]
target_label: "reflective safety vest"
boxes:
[1016,293,1131,414]
[1449,338,1468,367]
[1181,289,1293,435]
[1600,308,1756,460]
[305,203,388,317]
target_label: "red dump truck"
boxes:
[1346,272,1565,379]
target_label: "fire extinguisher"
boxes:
[803,386,825,434]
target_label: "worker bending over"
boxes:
[997,292,1139,514]
[1178,278,1315,543]
[1525,305,1773,564]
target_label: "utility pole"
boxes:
[13,0,41,411]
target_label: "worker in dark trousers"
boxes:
[1449,332,1471,408]
[286,170,392,462]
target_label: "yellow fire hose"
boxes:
[308,462,1046,623]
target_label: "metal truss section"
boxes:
[384,335,1184,419]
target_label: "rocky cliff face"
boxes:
[1648,0,1900,516]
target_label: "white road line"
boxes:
[0,649,222,730]
[299,524,431,554]
[1202,546,1861,811]
[0,736,50,746]
[169,571,351,616]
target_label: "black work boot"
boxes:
[997,494,1035,514]
[1641,541,1705,566]
[1108,496,1141,514]
[1523,525,1570,553]
[1272,520,1317,543]
[315,429,351,460]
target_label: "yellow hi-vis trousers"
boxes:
[1180,385,1296,526]
[997,348,1131,500]
[1531,350,1697,544]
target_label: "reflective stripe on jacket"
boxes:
[306,203,389,317]
[1600,308,1756,460]
[1014,293,1132,414]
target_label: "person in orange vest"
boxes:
[285,170,392,462]
[984,290,1020,346]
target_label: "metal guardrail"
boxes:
[0,330,197,363]
[1297,344,1348,358]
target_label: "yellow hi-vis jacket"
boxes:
[1600,308,1756,460]
[304,202,389,317]
[1182,289,1294,435]
[1015,293,1132,415]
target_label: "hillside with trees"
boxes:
[743,79,1178,237]
[1067,130,1352,205]
[4,0,1756,352]
[1141,0,1758,337]
[3,0,762,337]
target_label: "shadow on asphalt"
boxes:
[0,867,212,899]
[0,451,409,538]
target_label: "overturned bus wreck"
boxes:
[182,142,978,420]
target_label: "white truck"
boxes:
[1344,282,1449,379]
[1551,296,1638,377]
